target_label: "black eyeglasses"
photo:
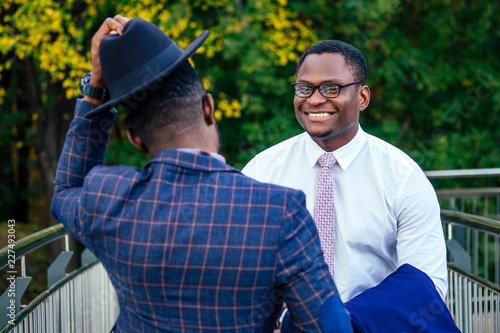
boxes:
[291,81,361,98]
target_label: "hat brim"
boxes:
[84,30,209,118]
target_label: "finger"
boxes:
[95,17,124,39]
[113,14,130,26]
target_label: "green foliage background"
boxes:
[1,0,499,225]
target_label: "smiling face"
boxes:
[294,52,370,152]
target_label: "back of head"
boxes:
[125,60,206,147]
[296,40,367,85]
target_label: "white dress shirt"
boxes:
[242,126,448,302]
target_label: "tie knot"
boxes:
[318,153,337,169]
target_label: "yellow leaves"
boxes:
[65,87,79,100]
[48,11,63,33]
[216,94,242,120]
[0,87,5,105]
[0,36,17,54]
[204,45,215,58]
[266,10,292,31]
[214,110,222,121]
[87,5,97,17]
[259,3,318,67]
[67,26,78,39]
[2,1,12,11]
[0,0,90,103]
[118,2,166,23]
[158,9,170,23]
[0,0,318,106]
[197,0,231,10]
[202,77,213,91]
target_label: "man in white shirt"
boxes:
[242,40,448,302]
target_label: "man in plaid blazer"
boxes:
[51,16,352,332]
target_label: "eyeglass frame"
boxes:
[291,81,361,98]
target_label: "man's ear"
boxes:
[202,93,216,126]
[359,85,370,112]
[126,128,149,154]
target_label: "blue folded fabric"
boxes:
[345,264,460,333]
[282,264,461,332]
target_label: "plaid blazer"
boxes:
[51,100,350,332]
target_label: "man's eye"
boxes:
[299,85,312,92]
[322,85,339,93]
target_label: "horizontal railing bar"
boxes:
[441,210,500,235]
[425,168,500,179]
[448,265,500,294]
[0,224,67,271]
[436,188,500,198]
[0,258,100,333]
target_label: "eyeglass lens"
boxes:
[294,83,340,98]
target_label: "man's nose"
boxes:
[307,87,327,106]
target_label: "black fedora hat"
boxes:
[84,17,209,118]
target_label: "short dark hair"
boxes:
[296,40,367,85]
[125,61,206,146]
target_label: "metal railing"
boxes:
[426,168,500,332]
[426,168,500,218]
[0,225,118,332]
[2,216,498,333]
[442,211,500,332]
[448,267,500,333]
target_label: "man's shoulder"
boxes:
[364,132,418,168]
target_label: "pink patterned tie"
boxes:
[315,153,337,277]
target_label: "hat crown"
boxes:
[101,18,176,80]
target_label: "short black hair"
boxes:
[124,61,206,146]
[296,40,367,85]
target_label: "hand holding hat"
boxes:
[83,16,209,118]
[84,15,130,106]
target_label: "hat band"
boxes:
[107,42,184,100]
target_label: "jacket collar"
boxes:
[145,149,238,173]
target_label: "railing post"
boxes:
[0,261,31,328]
[81,248,96,266]
[447,240,472,273]
[47,235,74,288]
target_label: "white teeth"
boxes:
[309,113,331,118]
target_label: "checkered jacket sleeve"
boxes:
[51,99,115,241]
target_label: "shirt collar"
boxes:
[305,125,367,171]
